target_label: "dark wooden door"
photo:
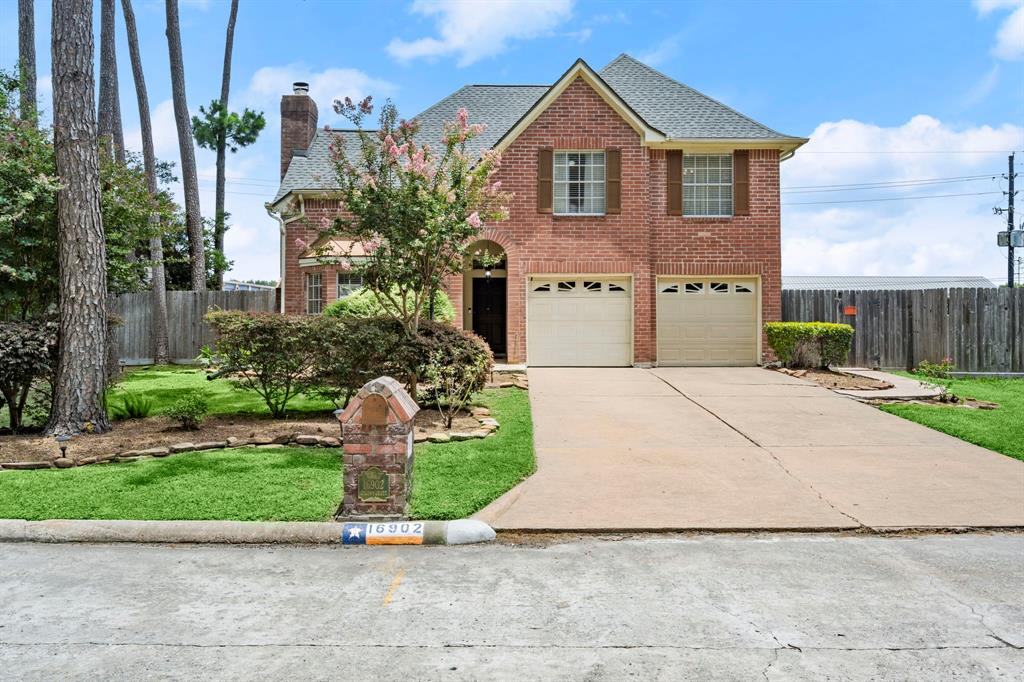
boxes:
[472,278,506,356]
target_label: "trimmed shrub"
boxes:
[322,288,456,324]
[312,317,492,405]
[0,318,59,432]
[206,311,325,418]
[165,392,208,430]
[764,322,854,369]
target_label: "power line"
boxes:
[783,190,1001,206]
[781,173,996,192]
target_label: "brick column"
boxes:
[335,376,420,519]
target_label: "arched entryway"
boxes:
[463,240,508,358]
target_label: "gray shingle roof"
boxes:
[782,276,997,291]
[273,54,801,204]
[599,54,797,140]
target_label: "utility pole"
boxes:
[1007,153,1016,288]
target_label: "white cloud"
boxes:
[123,99,180,158]
[962,64,1000,107]
[781,115,1023,279]
[245,65,396,122]
[387,0,574,67]
[974,0,1024,60]
[638,34,683,67]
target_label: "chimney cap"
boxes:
[292,81,309,95]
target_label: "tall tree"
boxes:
[97,0,125,162]
[121,0,170,364]
[165,0,206,291]
[192,0,265,289]
[17,0,35,121]
[47,0,111,436]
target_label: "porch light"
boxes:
[484,268,493,279]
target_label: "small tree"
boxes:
[206,311,322,418]
[322,98,509,337]
[0,319,58,432]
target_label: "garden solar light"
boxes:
[54,434,71,458]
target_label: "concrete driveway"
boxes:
[475,367,1024,530]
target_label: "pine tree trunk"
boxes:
[122,0,170,365]
[46,0,112,437]
[213,0,239,290]
[97,0,125,162]
[17,0,36,121]
[165,0,206,292]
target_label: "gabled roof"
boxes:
[600,54,796,140]
[782,276,998,291]
[272,53,806,206]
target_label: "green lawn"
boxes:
[0,387,535,521]
[107,365,336,418]
[880,375,1024,462]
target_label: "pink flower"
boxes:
[323,124,332,132]
[467,212,482,228]
[456,107,469,131]
[339,260,353,272]
[294,237,309,250]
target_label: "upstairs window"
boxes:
[337,272,363,299]
[684,154,733,217]
[305,273,323,315]
[554,151,605,215]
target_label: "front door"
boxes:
[472,277,506,357]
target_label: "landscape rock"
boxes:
[318,436,341,447]
[479,418,499,428]
[427,433,451,443]
[248,436,273,446]
[137,447,170,457]
[448,431,475,441]
[471,407,491,417]
[169,443,195,454]
[295,435,319,445]
[257,443,284,449]
[53,458,75,469]
[470,430,490,439]
[272,433,295,445]
[413,432,429,443]
[2,461,52,470]
[226,436,240,447]
[193,441,228,451]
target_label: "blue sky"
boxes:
[2,0,1022,282]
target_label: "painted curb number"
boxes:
[342,522,425,545]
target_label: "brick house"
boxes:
[268,55,806,366]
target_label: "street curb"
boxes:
[0,519,496,546]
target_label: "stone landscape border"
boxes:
[0,407,501,471]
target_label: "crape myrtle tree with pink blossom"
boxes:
[319,96,509,337]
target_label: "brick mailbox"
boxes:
[335,376,420,519]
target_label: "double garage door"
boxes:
[526,275,758,367]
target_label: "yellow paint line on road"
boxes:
[382,567,405,606]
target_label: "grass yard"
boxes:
[107,365,336,418]
[880,375,1024,462]
[0,387,534,521]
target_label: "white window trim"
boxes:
[305,273,323,315]
[553,150,607,216]
[683,153,734,218]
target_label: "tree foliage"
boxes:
[317,97,510,335]
[0,318,58,432]
[192,100,265,154]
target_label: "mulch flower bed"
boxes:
[0,406,500,469]
[776,367,894,391]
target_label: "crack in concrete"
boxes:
[0,641,1017,652]
[648,371,866,529]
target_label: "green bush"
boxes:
[312,317,492,405]
[764,322,854,369]
[110,392,155,419]
[165,392,209,430]
[206,311,325,418]
[0,318,58,432]
[322,288,455,323]
[914,358,955,379]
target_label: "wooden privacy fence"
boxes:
[782,287,1023,372]
[111,290,277,365]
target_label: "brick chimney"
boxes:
[280,81,318,179]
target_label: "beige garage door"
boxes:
[657,278,758,366]
[527,277,632,366]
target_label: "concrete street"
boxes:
[1,534,1022,680]
[476,368,1024,530]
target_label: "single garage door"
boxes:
[527,276,632,366]
[657,277,758,366]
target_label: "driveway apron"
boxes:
[475,367,1024,531]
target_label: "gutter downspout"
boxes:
[265,193,306,314]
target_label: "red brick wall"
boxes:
[283,76,782,365]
